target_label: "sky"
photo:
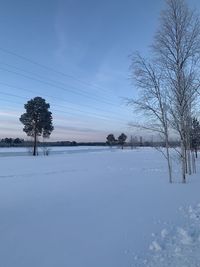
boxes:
[0,0,199,142]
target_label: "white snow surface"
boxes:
[0,147,200,267]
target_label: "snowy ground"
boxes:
[0,147,199,267]
[0,145,109,157]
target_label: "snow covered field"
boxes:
[0,146,109,157]
[0,147,199,267]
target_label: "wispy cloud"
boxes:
[55,125,106,133]
[54,4,68,64]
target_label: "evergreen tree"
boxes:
[106,134,116,147]
[13,138,23,145]
[118,133,127,149]
[19,97,54,156]
[4,138,12,146]
[190,117,200,158]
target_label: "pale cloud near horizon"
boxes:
[55,125,107,134]
[0,110,20,117]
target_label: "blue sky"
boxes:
[0,0,199,141]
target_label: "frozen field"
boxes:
[0,146,109,157]
[0,147,200,267]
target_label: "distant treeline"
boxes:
[0,138,25,146]
[0,138,77,147]
[0,137,180,148]
[0,138,107,147]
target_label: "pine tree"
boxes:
[190,117,200,158]
[118,133,127,149]
[19,97,54,156]
[106,134,116,147]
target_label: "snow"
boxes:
[0,145,109,157]
[140,203,200,267]
[0,147,199,267]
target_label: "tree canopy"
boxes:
[20,96,54,155]
[118,133,127,149]
[106,134,116,146]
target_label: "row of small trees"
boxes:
[129,0,200,183]
[106,133,127,149]
[0,138,24,146]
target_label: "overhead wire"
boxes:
[0,88,127,122]
[0,94,127,124]
[0,47,130,116]
[0,66,120,107]
[0,47,131,137]
[0,47,118,94]
[0,61,116,104]
[0,80,124,117]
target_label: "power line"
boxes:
[0,67,123,107]
[0,99,130,138]
[0,66,118,107]
[0,47,117,94]
[0,95,127,125]
[0,82,127,120]
[0,61,115,103]
[0,47,131,136]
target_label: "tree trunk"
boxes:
[33,131,37,156]
[192,151,196,174]
[184,147,188,174]
[187,149,192,175]
[181,138,186,183]
[165,132,172,183]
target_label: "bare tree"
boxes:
[153,0,200,182]
[129,0,200,183]
[129,53,172,183]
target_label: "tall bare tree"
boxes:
[153,0,200,182]
[130,0,200,183]
[130,53,172,183]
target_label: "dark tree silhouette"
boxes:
[106,134,116,147]
[19,97,54,156]
[190,117,200,158]
[4,138,12,146]
[118,133,127,149]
